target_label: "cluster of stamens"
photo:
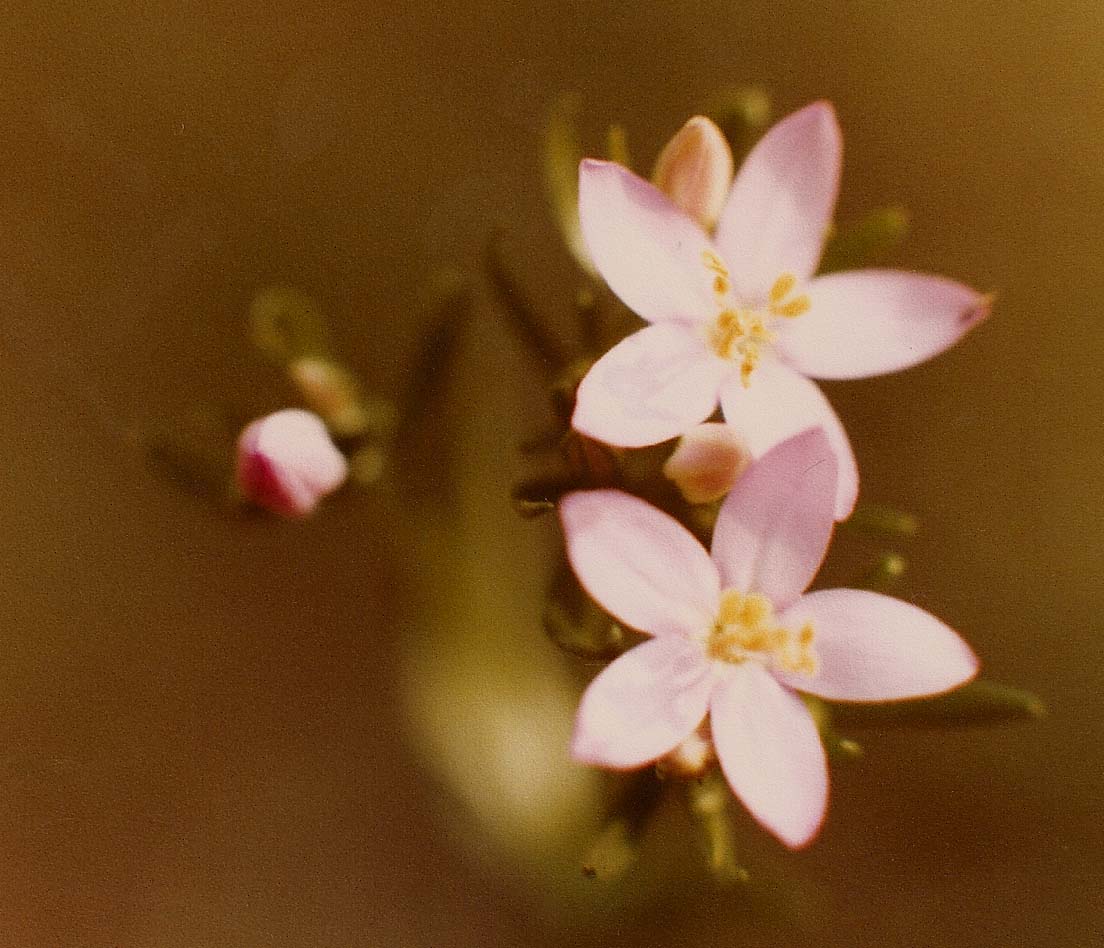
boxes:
[706,589,818,677]
[701,251,811,387]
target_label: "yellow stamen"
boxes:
[769,273,796,304]
[702,249,729,278]
[707,590,818,677]
[701,260,811,386]
[770,295,810,318]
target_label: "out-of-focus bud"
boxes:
[287,356,370,438]
[662,422,750,504]
[235,409,348,517]
[651,116,734,231]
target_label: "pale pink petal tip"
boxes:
[662,422,751,504]
[235,409,348,518]
[714,100,842,298]
[710,664,828,849]
[779,589,980,702]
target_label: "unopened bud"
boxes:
[662,422,750,504]
[658,726,715,778]
[235,409,348,517]
[651,116,734,231]
[287,357,369,438]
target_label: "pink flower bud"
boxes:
[658,726,715,778]
[651,116,734,231]
[662,422,750,504]
[235,409,348,517]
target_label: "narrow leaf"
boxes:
[830,680,1046,729]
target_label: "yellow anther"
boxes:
[769,273,796,304]
[713,275,729,295]
[770,294,810,318]
[702,249,729,278]
[708,591,818,677]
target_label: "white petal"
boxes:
[719,360,858,519]
[572,323,729,448]
[579,159,716,322]
[775,270,993,380]
[714,102,841,301]
[711,663,828,849]
[571,637,714,769]
[559,490,721,638]
[711,428,837,609]
[778,589,980,701]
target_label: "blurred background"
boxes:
[1,1,1102,945]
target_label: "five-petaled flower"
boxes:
[559,428,978,849]
[573,101,992,519]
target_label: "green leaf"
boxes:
[605,123,630,168]
[543,563,627,661]
[543,94,597,276]
[487,229,574,371]
[841,502,919,537]
[683,772,751,885]
[829,680,1046,729]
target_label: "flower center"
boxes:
[701,251,811,387]
[706,589,818,677]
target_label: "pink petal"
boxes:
[719,360,858,519]
[578,159,717,323]
[710,428,837,609]
[571,637,714,769]
[710,663,828,849]
[713,102,841,302]
[560,490,721,638]
[774,270,992,380]
[572,323,729,448]
[778,589,979,701]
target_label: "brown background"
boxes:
[1,1,1102,946]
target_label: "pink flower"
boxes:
[573,101,991,519]
[235,409,348,517]
[559,428,978,849]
